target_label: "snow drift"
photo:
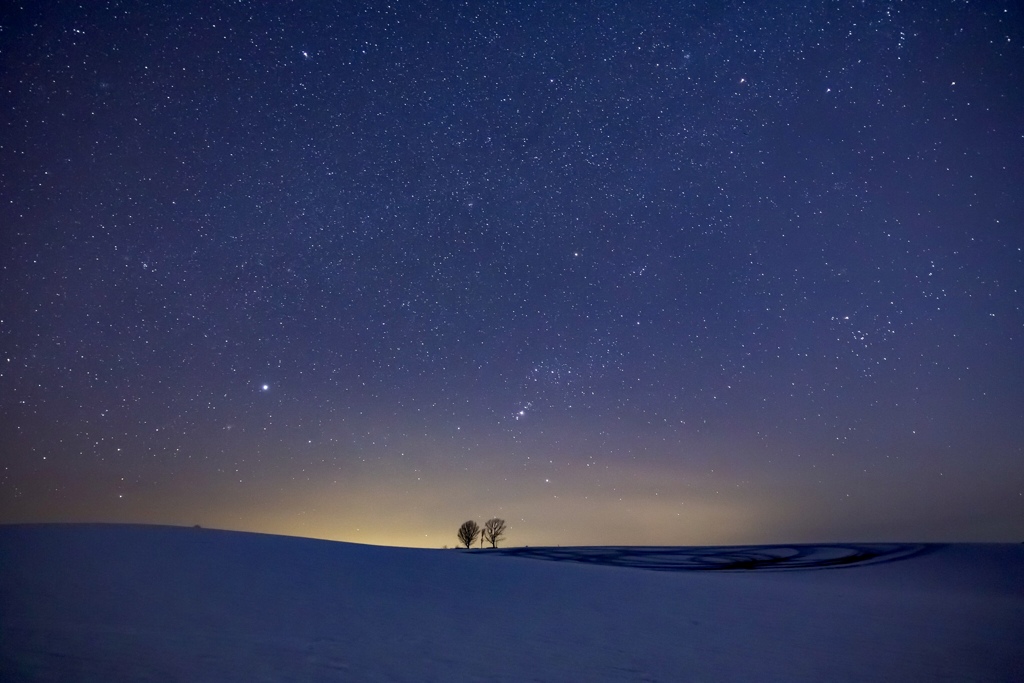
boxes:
[1,524,1021,682]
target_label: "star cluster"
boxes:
[1,1,1022,546]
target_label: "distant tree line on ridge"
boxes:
[457,518,507,548]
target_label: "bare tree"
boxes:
[457,520,480,549]
[482,518,507,548]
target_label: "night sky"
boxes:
[2,1,1022,548]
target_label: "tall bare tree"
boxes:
[482,518,507,548]
[457,520,480,549]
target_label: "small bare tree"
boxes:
[457,520,480,549]
[482,518,507,548]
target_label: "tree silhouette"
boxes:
[457,520,480,549]
[482,518,507,548]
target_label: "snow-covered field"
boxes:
[1,524,1021,682]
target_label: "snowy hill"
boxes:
[1,524,1021,682]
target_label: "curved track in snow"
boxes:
[490,543,935,571]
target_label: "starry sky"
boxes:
[2,1,1022,548]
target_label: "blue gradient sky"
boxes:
[2,0,1022,547]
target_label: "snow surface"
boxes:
[1,524,1021,682]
